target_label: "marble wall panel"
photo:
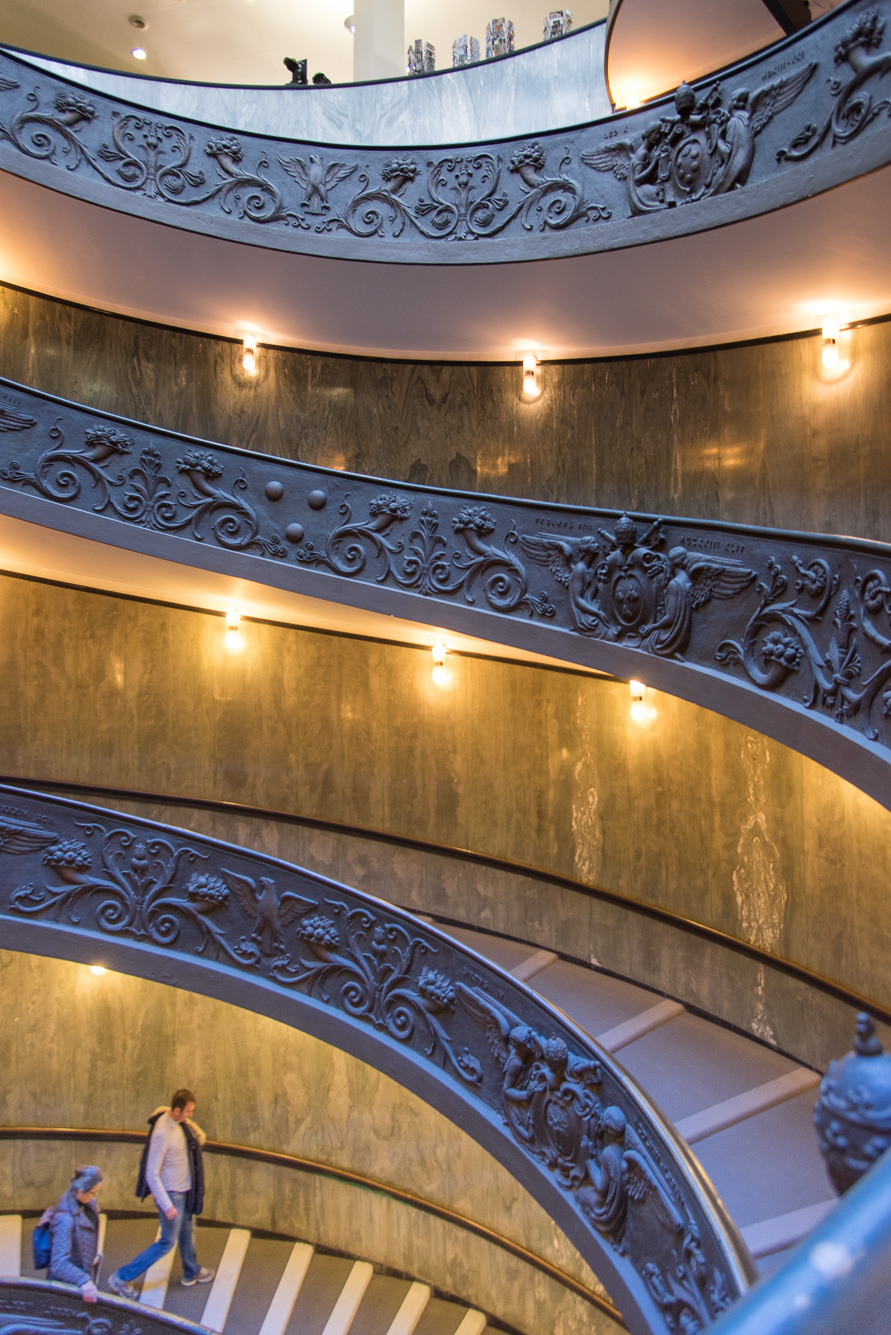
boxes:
[0,951,616,1335]
[0,287,888,541]
[1,574,890,1035]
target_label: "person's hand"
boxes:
[164,1205,177,1220]
[81,1281,98,1303]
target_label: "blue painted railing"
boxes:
[0,0,889,263]
[0,784,754,1335]
[1,376,890,813]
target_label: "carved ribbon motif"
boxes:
[0,0,887,258]
[0,789,747,1333]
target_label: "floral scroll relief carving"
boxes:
[778,7,891,162]
[0,423,287,558]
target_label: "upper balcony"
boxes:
[0,0,888,357]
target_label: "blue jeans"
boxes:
[118,1192,198,1282]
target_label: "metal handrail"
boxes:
[1,374,890,813]
[0,1276,209,1333]
[0,782,754,1335]
[0,0,888,264]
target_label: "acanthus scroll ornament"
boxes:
[0,424,288,559]
[777,7,891,162]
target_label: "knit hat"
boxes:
[71,1165,103,1193]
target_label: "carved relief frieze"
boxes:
[0,0,887,261]
[0,788,748,1331]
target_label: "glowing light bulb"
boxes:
[522,353,541,398]
[629,679,647,723]
[224,607,243,652]
[131,47,147,60]
[89,965,107,976]
[242,336,258,375]
[431,642,449,686]
[821,317,840,369]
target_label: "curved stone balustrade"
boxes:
[1,376,891,811]
[0,784,755,1335]
[0,1277,208,1334]
[0,0,889,263]
[15,24,610,147]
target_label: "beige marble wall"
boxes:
[0,951,616,1335]
[1,574,889,1025]
[0,285,888,542]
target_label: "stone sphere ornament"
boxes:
[814,1013,891,1195]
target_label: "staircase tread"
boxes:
[349,1273,415,1335]
[219,1237,301,1335]
[616,1011,801,1121]
[527,957,667,1035]
[284,1253,359,1335]
[412,1297,475,1335]
[431,924,538,973]
[146,1223,230,1323]
[692,1089,831,1227]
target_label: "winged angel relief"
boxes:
[583,67,815,212]
[519,515,755,657]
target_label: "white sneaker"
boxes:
[181,1266,215,1287]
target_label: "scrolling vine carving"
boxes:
[0,789,749,1334]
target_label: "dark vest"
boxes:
[135,1111,205,1217]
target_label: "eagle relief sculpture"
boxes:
[220,868,315,957]
[583,67,815,213]
[519,515,755,657]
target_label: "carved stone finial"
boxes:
[814,1013,891,1194]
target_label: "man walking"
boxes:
[108,1088,215,1299]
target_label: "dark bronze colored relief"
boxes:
[0,786,751,1333]
[1,380,891,777]
[0,1278,192,1333]
[814,1014,891,1195]
[0,0,888,262]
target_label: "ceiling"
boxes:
[0,0,607,86]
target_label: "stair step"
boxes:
[140,1221,231,1325]
[287,1252,360,1335]
[518,956,665,1039]
[201,1227,251,1331]
[742,1198,838,1259]
[384,1281,431,1335]
[350,1273,417,1335]
[140,1224,175,1309]
[320,1259,374,1335]
[595,998,686,1053]
[676,1068,821,1144]
[452,1313,487,1335]
[413,1297,483,1335]
[0,1215,21,1276]
[99,1215,158,1293]
[509,949,558,982]
[255,1241,315,1335]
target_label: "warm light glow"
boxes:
[630,700,647,724]
[431,642,449,686]
[224,607,243,652]
[242,336,258,375]
[521,353,541,399]
[131,47,147,60]
[89,965,107,976]
[621,87,641,109]
[821,317,840,369]
[629,680,646,701]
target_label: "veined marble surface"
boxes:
[9,23,610,147]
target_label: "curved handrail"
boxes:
[0,0,888,263]
[0,1125,621,1321]
[0,1277,208,1334]
[7,774,890,1032]
[0,783,754,1335]
[1,376,890,813]
[707,1145,891,1335]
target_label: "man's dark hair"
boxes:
[171,1088,196,1112]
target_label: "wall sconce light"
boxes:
[821,317,840,369]
[522,353,541,399]
[629,679,646,723]
[242,336,259,376]
[89,965,107,976]
[432,642,449,687]
[224,607,243,652]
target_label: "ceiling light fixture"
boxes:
[89,965,107,976]
[629,679,646,723]
[344,15,356,32]
[131,47,147,60]
[821,316,841,369]
[522,353,541,398]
